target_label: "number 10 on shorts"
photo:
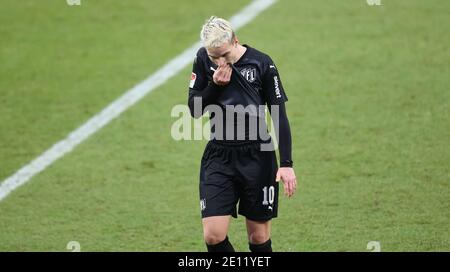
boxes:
[262,186,275,205]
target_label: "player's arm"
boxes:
[269,103,292,168]
[269,103,296,197]
[263,59,297,197]
[188,53,231,118]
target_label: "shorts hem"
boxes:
[201,212,238,219]
[239,212,278,222]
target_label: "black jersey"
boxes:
[190,45,288,107]
[189,45,288,142]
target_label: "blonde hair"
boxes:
[200,16,235,48]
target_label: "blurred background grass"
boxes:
[0,0,448,251]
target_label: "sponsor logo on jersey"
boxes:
[189,72,196,88]
[274,76,281,99]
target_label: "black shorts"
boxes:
[199,140,279,221]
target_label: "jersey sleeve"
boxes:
[261,57,288,105]
[262,56,293,167]
[188,48,225,118]
[189,49,209,91]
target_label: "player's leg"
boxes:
[235,142,278,252]
[202,215,234,252]
[199,142,238,252]
[246,219,272,252]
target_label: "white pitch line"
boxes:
[0,0,277,202]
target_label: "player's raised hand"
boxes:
[276,167,297,198]
[213,62,232,86]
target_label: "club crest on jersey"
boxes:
[240,67,256,83]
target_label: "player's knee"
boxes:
[248,231,270,245]
[204,231,227,245]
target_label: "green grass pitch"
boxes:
[0,0,448,251]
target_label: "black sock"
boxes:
[249,239,272,252]
[206,236,235,252]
